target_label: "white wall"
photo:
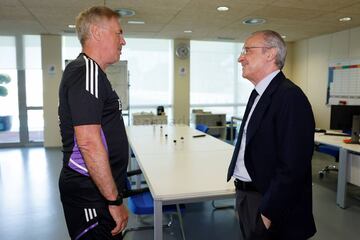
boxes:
[293,26,360,129]
[293,27,360,186]
[282,42,293,81]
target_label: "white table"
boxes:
[126,125,235,239]
[315,132,360,208]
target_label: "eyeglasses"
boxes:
[241,46,274,56]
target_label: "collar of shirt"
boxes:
[254,70,280,96]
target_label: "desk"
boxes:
[132,113,168,125]
[315,132,360,208]
[191,113,227,140]
[126,125,235,239]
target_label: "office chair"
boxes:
[122,169,186,239]
[195,123,209,133]
[315,144,340,179]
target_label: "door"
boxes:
[0,35,44,146]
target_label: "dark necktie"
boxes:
[227,89,258,181]
[241,89,258,131]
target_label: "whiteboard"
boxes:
[106,61,129,110]
[327,59,360,105]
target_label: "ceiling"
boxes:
[1,0,360,42]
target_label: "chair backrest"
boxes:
[127,188,154,215]
[317,144,340,162]
[122,172,186,239]
[196,124,209,133]
[123,175,182,215]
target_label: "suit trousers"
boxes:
[235,189,269,240]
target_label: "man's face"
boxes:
[100,17,126,65]
[238,34,270,84]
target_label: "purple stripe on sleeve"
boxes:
[100,129,108,152]
[68,128,108,176]
[68,136,89,176]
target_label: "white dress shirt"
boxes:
[233,70,280,182]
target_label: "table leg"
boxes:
[154,199,163,240]
[136,174,141,189]
[336,148,348,208]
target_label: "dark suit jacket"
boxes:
[228,71,316,239]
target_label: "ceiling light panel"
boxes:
[217,6,229,12]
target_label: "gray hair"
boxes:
[252,30,287,69]
[75,6,120,46]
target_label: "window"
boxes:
[24,35,44,142]
[0,35,43,145]
[25,36,42,107]
[190,41,253,119]
[62,36,81,70]
[121,38,172,117]
[62,36,173,124]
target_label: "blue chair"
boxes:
[315,144,340,178]
[122,170,185,239]
[195,124,209,133]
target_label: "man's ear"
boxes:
[90,24,102,41]
[266,48,277,62]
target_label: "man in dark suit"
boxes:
[227,30,316,240]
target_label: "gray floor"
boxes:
[0,147,359,240]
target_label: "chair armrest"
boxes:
[123,187,150,198]
[127,169,142,177]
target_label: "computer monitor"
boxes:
[330,105,360,131]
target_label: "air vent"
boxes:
[116,8,136,17]
[242,18,266,25]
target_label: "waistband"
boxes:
[234,179,258,192]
